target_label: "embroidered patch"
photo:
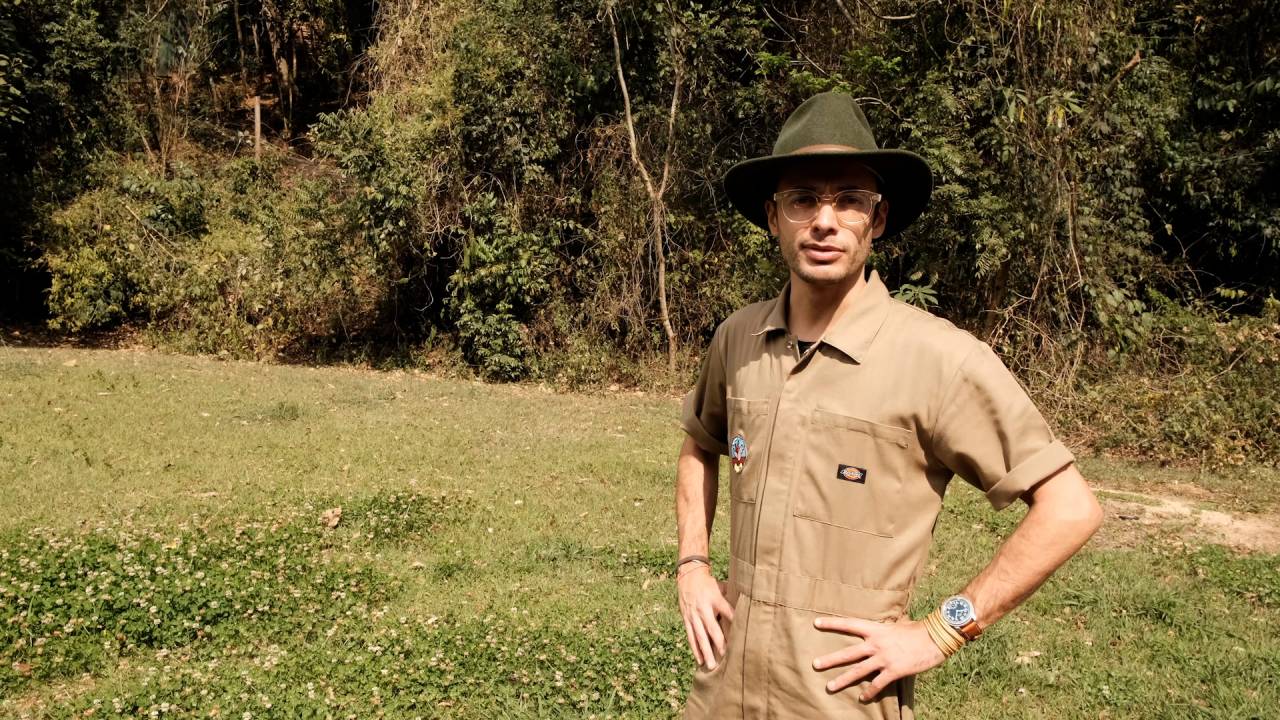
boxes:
[730,433,748,473]
[836,464,867,483]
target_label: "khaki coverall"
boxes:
[680,271,1075,719]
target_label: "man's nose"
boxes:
[811,199,839,232]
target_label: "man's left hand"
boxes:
[811,616,946,702]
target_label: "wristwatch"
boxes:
[940,595,983,641]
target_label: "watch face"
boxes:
[942,596,975,627]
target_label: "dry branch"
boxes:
[607,5,680,372]
[835,0,917,23]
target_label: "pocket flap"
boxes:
[729,396,771,416]
[811,408,910,448]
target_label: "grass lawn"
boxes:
[1,346,1277,718]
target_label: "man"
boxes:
[674,92,1103,719]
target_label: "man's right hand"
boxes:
[677,564,735,670]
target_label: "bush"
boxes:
[448,193,554,380]
[1060,293,1280,467]
[42,162,209,332]
[42,156,392,357]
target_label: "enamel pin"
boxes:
[730,433,748,473]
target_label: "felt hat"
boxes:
[724,92,932,238]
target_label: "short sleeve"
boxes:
[681,325,731,456]
[930,343,1075,510]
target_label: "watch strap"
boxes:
[956,617,982,642]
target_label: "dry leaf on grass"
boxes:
[1014,650,1042,665]
[320,507,342,529]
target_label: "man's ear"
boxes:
[765,200,779,238]
[870,199,890,240]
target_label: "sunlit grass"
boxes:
[1,346,1276,718]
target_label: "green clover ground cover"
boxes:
[0,493,689,718]
[1,346,1278,718]
[0,515,391,693]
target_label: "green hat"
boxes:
[724,92,932,238]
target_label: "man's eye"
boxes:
[790,194,818,208]
[837,193,869,210]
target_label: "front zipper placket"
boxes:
[739,380,781,719]
[739,331,804,719]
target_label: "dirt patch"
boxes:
[1098,489,1280,553]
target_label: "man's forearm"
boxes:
[959,464,1103,629]
[676,435,720,558]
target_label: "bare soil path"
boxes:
[1097,487,1280,553]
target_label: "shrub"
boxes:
[447,193,554,380]
[42,156,392,357]
[1059,293,1280,467]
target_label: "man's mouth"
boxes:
[800,244,843,263]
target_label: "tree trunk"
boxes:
[653,205,678,372]
[232,0,247,84]
[608,6,681,373]
[260,1,296,135]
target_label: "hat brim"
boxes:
[724,149,932,239]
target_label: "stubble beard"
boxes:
[781,232,872,288]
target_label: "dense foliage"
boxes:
[1,0,1276,465]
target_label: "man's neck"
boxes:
[786,269,868,342]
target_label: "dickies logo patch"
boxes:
[837,464,867,483]
[730,433,748,473]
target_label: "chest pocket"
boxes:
[792,408,911,539]
[728,397,770,565]
[727,397,771,502]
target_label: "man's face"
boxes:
[766,159,888,288]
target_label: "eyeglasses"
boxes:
[772,189,883,227]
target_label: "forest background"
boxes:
[1,0,1277,469]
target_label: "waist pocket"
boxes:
[792,408,911,539]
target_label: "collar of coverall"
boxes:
[752,269,892,364]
